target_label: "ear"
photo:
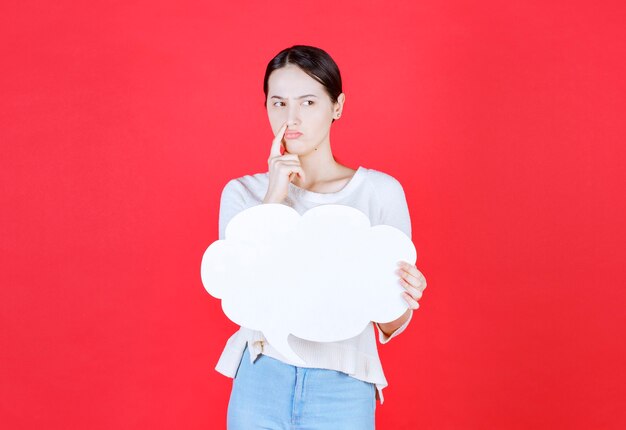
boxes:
[334,92,345,117]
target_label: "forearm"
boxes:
[376,308,412,337]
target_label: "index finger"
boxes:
[269,122,289,159]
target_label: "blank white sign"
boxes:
[201,203,416,366]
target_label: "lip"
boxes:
[284,131,303,139]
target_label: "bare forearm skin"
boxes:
[375,308,411,337]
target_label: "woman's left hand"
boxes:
[396,261,427,310]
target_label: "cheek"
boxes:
[306,108,331,125]
[267,111,283,129]
[267,109,281,120]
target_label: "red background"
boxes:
[2,1,625,428]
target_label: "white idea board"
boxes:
[200,203,416,366]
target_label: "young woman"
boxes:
[215,45,427,429]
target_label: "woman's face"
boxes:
[266,64,343,155]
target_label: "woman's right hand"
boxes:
[263,122,306,203]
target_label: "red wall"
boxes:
[2,1,625,428]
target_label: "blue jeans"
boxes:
[227,343,376,429]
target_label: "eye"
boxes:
[303,100,314,106]
[273,101,285,107]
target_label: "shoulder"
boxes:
[362,167,412,238]
[362,167,406,195]
[221,170,269,196]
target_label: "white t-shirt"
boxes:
[213,165,414,405]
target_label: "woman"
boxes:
[215,45,427,429]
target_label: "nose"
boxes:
[286,104,300,127]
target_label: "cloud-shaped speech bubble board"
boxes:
[201,203,416,366]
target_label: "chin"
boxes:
[285,141,307,153]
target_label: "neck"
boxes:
[289,137,341,188]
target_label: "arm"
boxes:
[372,172,414,343]
[377,308,412,337]
[376,308,413,344]
[218,179,248,240]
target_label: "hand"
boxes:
[395,261,427,310]
[264,121,306,203]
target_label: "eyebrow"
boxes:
[270,94,318,99]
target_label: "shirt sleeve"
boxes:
[373,172,414,343]
[218,179,247,241]
[377,174,412,240]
